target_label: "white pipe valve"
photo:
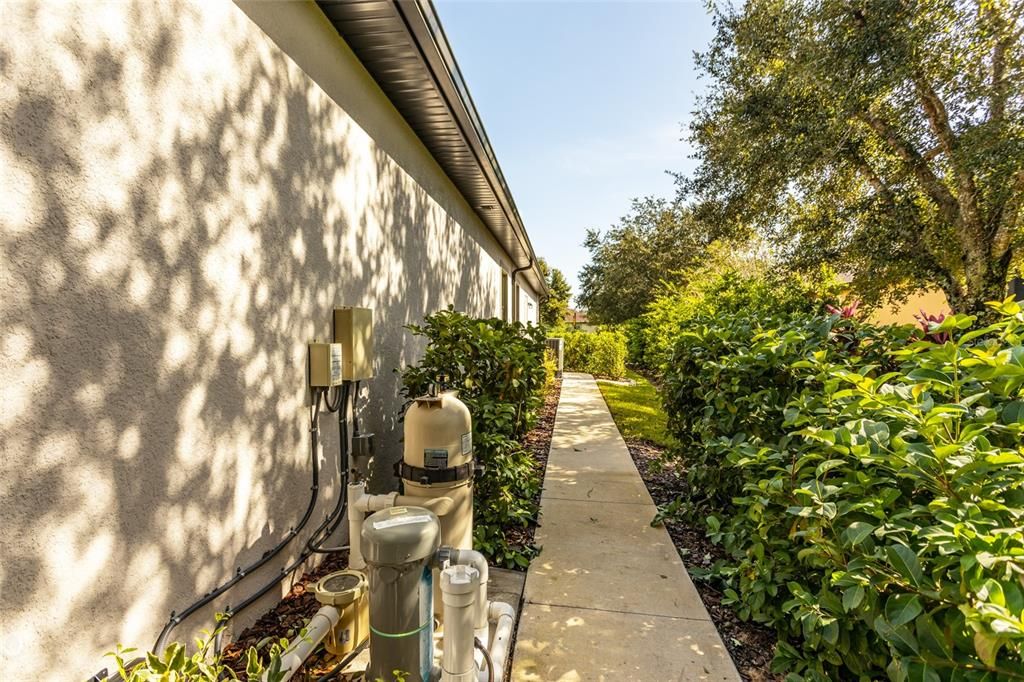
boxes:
[440,565,480,682]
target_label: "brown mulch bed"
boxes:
[503,378,561,557]
[220,550,356,680]
[628,438,781,682]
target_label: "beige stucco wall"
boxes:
[0,1,537,678]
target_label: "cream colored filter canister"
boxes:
[401,391,474,552]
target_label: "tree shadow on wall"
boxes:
[0,2,494,677]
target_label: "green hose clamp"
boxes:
[369,621,430,639]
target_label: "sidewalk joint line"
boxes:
[523,599,714,623]
[539,495,653,506]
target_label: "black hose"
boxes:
[314,639,369,681]
[152,388,328,653]
[307,383,353,554]
[475,637,495,682]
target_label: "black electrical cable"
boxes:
[475,637,495,682]
[212,381,356,629]
[152,388,327,653]
[306,383,354,554]
[306,380,362,554]
[324,384,345,413]
[314,639,369,682]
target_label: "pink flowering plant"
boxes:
[825,299,861,319]
[914,309,953,343]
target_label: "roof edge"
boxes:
[395,0,547,296]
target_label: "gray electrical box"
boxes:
[334,307,374,380]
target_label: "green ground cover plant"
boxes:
[658,296,1024,680]
[103,620,287,682]
[562,329,628,379]
[596,369,676,448]
[401,308,547,568]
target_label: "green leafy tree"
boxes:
[578,197,713,323]
[683,0,1024,315]
[401,308,547,568]
[537,257,572,328]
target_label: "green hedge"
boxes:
[562,329,627,378]
[629,269,832,373]
[401,308,547,568]
[659,297,1024,680]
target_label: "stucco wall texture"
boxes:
[0,1,538,678]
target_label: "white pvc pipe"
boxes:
[479,601,515,682]
[347,481,370,569]
[266,605,340,682]
[441,565,480,682]
[446,549,490,645]
[347,482,453,569]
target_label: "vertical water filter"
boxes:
[362,506,441,682]
[400,389,474,551]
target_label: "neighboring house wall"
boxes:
[0,1,532,678]
[869,289,951,326]
[517,280,540,325]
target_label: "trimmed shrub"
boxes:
[401,308,547,568]
[659,296,1024,680]
[543,348,558,393]
[562,329,627,378]
[636,268,838,373]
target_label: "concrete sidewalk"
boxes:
[510,373,740,682]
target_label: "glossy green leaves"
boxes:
[659,298,1024,679]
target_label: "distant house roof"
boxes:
[316,0,546,296]
[564,308,589,324]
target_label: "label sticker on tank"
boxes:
[461,432,472,455]
[372,514,433,530]
[424,448,448,469]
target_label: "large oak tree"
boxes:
[578,197,712,323]
[683,0,1023,315]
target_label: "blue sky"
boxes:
[434,0,717,303]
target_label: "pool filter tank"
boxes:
[400,388,474,552]
[362,506,441,682]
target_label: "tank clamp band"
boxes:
[395,460,474,485]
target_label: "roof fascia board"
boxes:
[393,0,547,296]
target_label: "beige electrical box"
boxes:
[333,307,374,380]
[309,342,344,387]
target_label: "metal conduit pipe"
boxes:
[262,604,341,682]
[509,256,534,322]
